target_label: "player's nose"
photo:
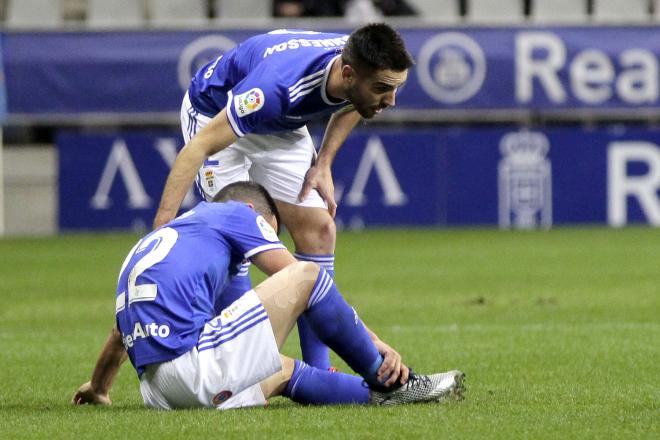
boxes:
[383,90,396,107]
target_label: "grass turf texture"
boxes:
[0,227,658,439]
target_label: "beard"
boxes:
[346,88,377,118]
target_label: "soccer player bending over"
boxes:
[73,182,464,409]
[156,23,415,372]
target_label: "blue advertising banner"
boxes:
[438,125,660,227]
[57,126,660,230]
[0,33,7,123]
[58,131,200,229]
[6,26,660,116]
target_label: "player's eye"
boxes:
[373,85,392,93]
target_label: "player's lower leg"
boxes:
[256,264,466,405]
[294,252,335,370]
[280,360,465,406]
[302,267,386,386]
[301,267,467,404]
[282,359,369,404]
[276,202,336,370]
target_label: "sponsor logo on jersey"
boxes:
[234,88,264,117]
[256,215,279,242]
[212,390,233,405]
[122,322,171,348]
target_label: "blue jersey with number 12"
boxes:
[188,29,350,137]
[114,201,284,376]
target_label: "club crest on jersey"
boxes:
[204,170,215,189]
[234,88,264,117]
[212,390,233,405]
[256,215,279,242]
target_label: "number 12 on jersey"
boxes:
[115,227,179,314]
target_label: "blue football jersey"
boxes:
[188,29,350,137]
[114,201,285,375]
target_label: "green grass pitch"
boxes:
[1,227,658,439]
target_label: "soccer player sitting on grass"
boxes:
[73,182,464,409]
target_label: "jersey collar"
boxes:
[321,55,347,106]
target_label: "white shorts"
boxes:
[181,92,327,209]
[139,290,281,410]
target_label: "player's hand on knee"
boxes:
[299,165,337,218]
[72,381,111,406]
[375,340,410,387]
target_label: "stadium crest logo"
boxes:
[498,131,553,229]
[417,32,486,104]
[177,35,237,91]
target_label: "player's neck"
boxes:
[326,57,347,102]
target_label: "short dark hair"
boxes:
[342,23,414,73]
[212,182,281,233]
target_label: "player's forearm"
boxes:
[154,109,237,228]
[154,142,209,226]
[90,327,127,395]
[317,108,361,167]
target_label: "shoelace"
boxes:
[404,374,432,391]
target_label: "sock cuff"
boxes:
[306,268,334,310]
[294,252,335,272]
[284,359,308,399]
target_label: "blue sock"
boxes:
[296,315,330,369]
[304,268,383,386]
[284,359,369,405]
[216,262,252,311]
[294,253,335,369]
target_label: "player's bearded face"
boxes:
[346,67,408,119]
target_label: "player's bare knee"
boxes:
[296,216,336,253]
[289,261,320,308]
[317,215,336,246]
[268,261,319,312]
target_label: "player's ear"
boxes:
[342,64,355,83]
[245,202,255,210]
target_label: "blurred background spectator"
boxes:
[273,0,416,18]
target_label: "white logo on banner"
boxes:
[177,35,236,91]
[607,141,660,227]
[91,138,197,211]
[342,136,407,207]
[91,139,152,210]
[515,32,659,105]
[417,32,486,104]
[498,131,552,229]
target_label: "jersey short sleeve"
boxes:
[225,64,287,137]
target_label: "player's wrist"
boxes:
[314,157,333,171]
